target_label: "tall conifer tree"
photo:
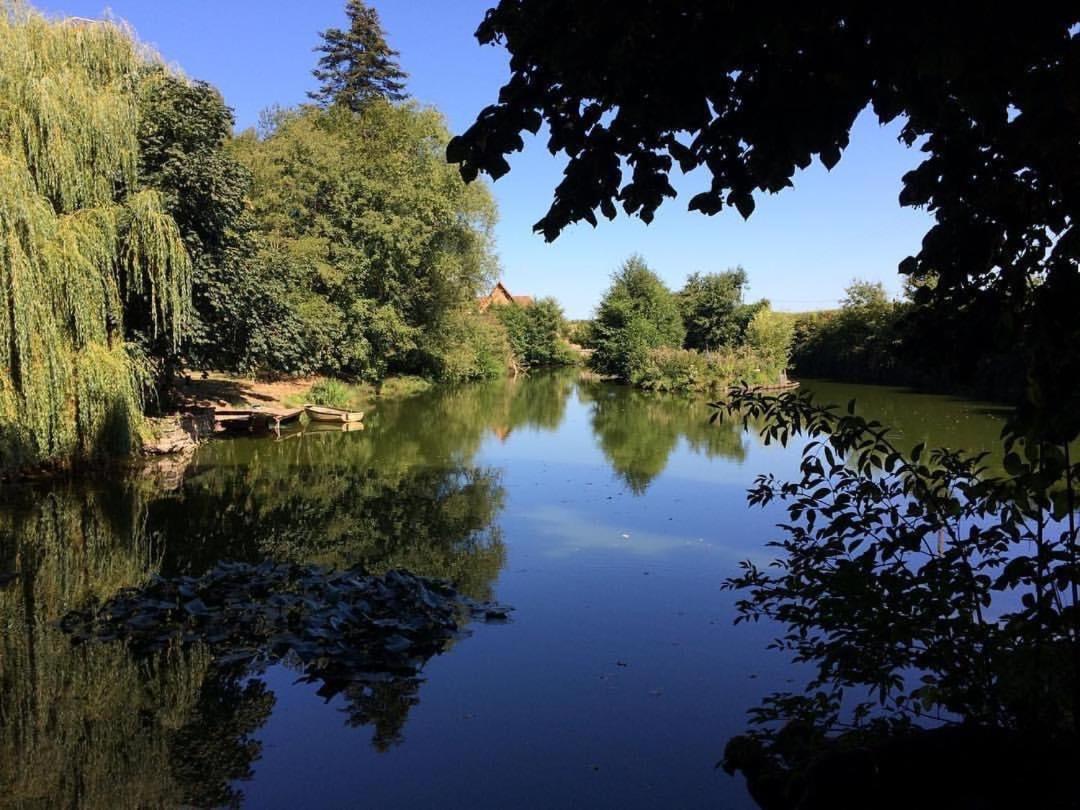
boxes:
[310,0,408,110]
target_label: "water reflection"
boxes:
[155,461,506,600]
[799,379,1009,459]
[0,461,507,806]
[0,372,1016,808]
[579,381,748,493]
[0,485,247,808]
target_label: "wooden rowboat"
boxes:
[304,405,364,424]
[751,381,801,393]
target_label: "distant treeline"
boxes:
[789,280,1025,402]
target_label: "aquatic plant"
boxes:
[0,2,191,471]
[61,560,511,751]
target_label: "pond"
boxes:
[0,373,1009,809]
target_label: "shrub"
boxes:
[425,309,509,383]
[633,348,708,391]
[307,378,351,408]
[564,319,593,346]
[634,346,780,392]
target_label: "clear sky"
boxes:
[38,0,933,319]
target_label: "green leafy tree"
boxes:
[310,0,408,110]
[790,279,906,384]
[0,9,191,470]
[495,298,574,369]
[233,101,499,381]
[841,279,890,311]
[589,256,685,382]
[679,268,764,350]
[743,307,794,380]
[136,70,271,381]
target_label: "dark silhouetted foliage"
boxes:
[791,280,1026,402]
[715,387,1080,806]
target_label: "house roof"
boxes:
[479,281,533,310]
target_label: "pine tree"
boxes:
[309,0,408,110]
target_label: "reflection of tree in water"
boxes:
[168,669,275,809]
[338,678,419,752]
[156,457,506,600]
[360,369,575,458]
[579,382,747,493]
[0,486,267,809]
[0,446,509,806]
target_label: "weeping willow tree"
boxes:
[0,2,191,472]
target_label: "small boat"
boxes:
[304,405,364,424]
[752,381,801,392]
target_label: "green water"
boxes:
[0,373,1009,808]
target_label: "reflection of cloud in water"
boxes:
[518,504,774,566]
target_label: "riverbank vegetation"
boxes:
[493,298,577,372]
[584,256,793,392]
[0,1,573,476]
[789,280,1024,403]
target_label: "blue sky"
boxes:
[39,0,932,319]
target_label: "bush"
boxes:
[744,307,795,381]
[634,346,778,392]
[307,378,351,408]
[789,279,1026,403]
[425,309,509,383]
[633,348,708,391]
[788,280,903,383]
[564,319,592,346]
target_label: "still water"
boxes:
[0,374,1008,809]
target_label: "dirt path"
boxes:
[172,371,315,410]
